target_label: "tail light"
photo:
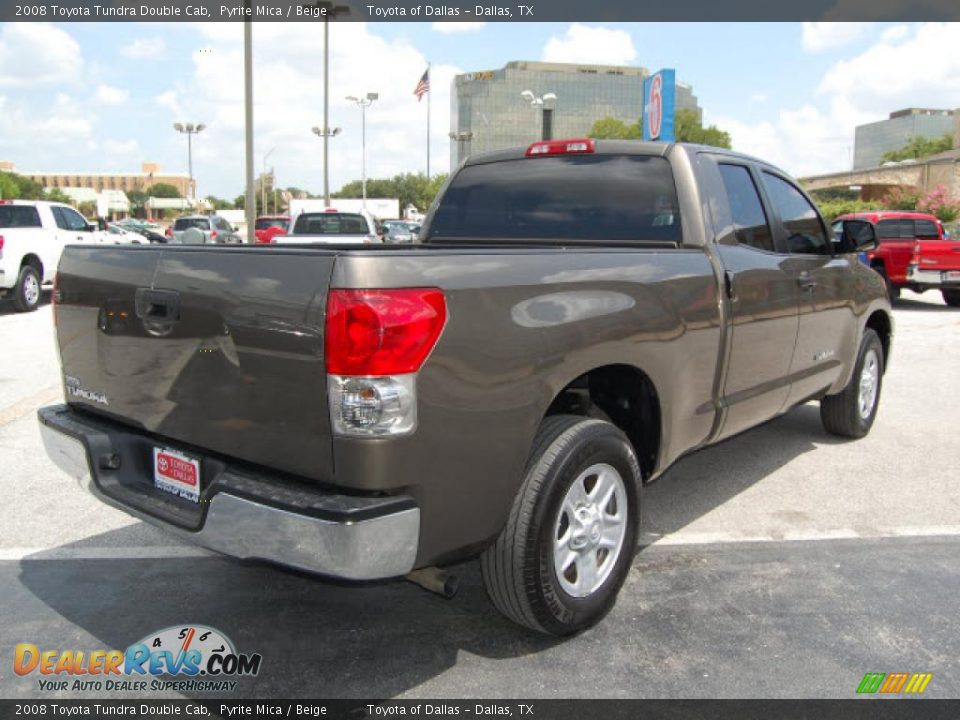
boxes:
[325,288,446,436]
[211,230,218,241]
[526,138,595,157]
[0,234,4,256]
[164,227,172,237]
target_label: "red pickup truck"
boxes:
[835,211,960,307]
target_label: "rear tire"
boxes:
[942,289,960,307]
[11,265,41,313]
[820,329,883,438]
[480,415,641,635]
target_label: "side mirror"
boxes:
[842,219,876,252]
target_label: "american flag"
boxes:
[414,68,430,102]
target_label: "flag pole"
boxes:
[426,62,431,181]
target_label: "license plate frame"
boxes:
[153,447,201,503]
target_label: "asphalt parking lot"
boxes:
[2,290,959,699]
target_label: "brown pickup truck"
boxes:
[39,141,892,635]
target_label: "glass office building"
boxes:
[450,61,701,168]
[853,109,956,169]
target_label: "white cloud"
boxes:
[95,84,129,105]
[431,22,486,34]
[149,23,461,198]
[800,22,872,53]
[718,22,960,178]
[541,24,638,67]
[120,37,166,60]
[881,25,910,42]
[0,23,83,87]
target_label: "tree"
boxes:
[205,195,234,211]
[674,109,731,148]
[144,182,182,198]
[127,190,147,218]
[77,201,97,218]
[883,187,919,211]
[332,172,449,214]
[0,171,46,200]
[918,185,960,223]
[44,188,73,204]
[587,117,642,140]
[880,133,953,164]
[587,109,731,148]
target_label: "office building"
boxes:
[0,161,193,198]
[449,61,702,168]
[853,108,956,170]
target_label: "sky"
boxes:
[0,21,958,200]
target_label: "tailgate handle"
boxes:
[135,288,181,322]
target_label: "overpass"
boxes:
[800,150,960,201]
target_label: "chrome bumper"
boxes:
[38,407,420,580]
[906,265,960,286]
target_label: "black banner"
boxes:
[2,700,960,720]
[2,0,959,23]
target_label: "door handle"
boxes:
[797,272,817,292]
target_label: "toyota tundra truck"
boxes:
[38,141,892,635]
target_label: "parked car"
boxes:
[254,215,290,244]
[0,200,97,311]
[273,209,380,244]
[169,215,242,244]
[381,220,415,244]
[834,210,960,306]
[40,141,891,635]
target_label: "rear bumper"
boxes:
[37,404,420,580]
[906,265,960,287]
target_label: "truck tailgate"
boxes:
[55,245,337,482]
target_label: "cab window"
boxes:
[717,164,773,252]
[761,172,829,255]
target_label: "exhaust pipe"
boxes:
[406,567,459,599]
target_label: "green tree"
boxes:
[883,187,919,211]
[880,133,953,164]
[126,190,147,218]
[205,195,234,210]
[587,117,642,140]
[0,171,46,199]
[587,109,731,148]
[77,200,97,218]
[44,188,73,204]
[144,182,182,198]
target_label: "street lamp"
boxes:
[520,91,557,141]
[346,92,378,208]
[173,122,206,201]
[309,1,351,206]
[312,126,342,208]
[448,131,474,166]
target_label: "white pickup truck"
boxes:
[273,209,381,245]
[0,200,97,312]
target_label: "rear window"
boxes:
[292,213,370,235]
[174,218,210,231]
[0,205,42,229]
[255,218,288,230]
[427,154,681,243]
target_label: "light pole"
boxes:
[314,1,351,206]
[448,131,473,166]
[312,126,341,207]
[261,147,275,215]
[520,90,557,141]
[173,122,206,202]
[346,92,378,208]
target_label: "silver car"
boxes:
[171,215,242,245]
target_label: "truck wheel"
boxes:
[12,265,42,312]
[942,289,960,308]
[820,329,883,438]
[481,415,640,635]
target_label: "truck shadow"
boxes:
[892,297,955,312]
[0,293,51,316]
[18,403,833,698]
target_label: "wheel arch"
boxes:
[865,308,892,373]
[542,363,662,482]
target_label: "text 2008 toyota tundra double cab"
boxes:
[39,141,892,635]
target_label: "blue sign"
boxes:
[642,69,676,142]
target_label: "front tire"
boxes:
[481,415,641,635]
[11,265,41,312]
[820,329,883,438]
[942,289,960,307]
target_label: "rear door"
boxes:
[56,245,339,483]
[759,171,854,406]
[875,218,914,283]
